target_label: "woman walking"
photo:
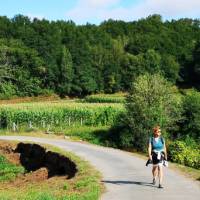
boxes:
[148,126,167,188]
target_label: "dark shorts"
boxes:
[152,151,165,165]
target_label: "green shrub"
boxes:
[180,89,200,142]
[168,140,200,169]
[111,73,182,152]
[0,82,17,99]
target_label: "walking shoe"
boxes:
[158,184,164,189]
[152,178,156,185]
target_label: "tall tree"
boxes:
[192,41,200,86]
[0,46,14,83]
[58,46,73,96]
[115,73,182,151]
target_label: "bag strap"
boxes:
[160,136,164,144]
[151,136,164,145]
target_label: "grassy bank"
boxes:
[0,141,103,200]
[0,155,24,182]
[0,126,109,144]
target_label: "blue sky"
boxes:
[0,0,200,24]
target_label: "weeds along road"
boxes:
[0,136,199,200]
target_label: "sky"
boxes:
[0,0,200,24]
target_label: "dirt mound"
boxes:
[15,142,77,179]
[0,142,15,154]
[0,141,77,189]
[0,141,20,165]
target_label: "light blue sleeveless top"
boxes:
[149,137,164,151]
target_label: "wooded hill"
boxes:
[0,14,200,98]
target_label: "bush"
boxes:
[16,76,43,97]
[111,73,182,152]
[179,89,200,142]
[168,140,200,169]
[0,82,17,99]
[108,112,133,148]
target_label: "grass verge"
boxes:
[0,141,103,200]
[0,126,110,145]
[0,155,24,182]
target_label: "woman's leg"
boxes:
[158,165,163,185]
[152,165,158,180]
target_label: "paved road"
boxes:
[0,136,199,200]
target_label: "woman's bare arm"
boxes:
[148,143,152,160]
[164,143,167,160]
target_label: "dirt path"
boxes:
[0,136,199,200]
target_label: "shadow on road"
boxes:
[102,180,156,187]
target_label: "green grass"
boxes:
[0,142,103,200]
[0,126,110,146]
[62,126,110,145]
[0,155,25,182]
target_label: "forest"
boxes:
[0,14,200,98]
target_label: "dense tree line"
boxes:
[0,14,200,98]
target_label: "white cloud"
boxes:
[131,0,200,19]
[66,0,121,24]
[66,0,200,24]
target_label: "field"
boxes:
[83,93,127,103]
[0,99,125,132]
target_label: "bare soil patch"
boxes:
[0,141,77,190]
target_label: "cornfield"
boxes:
[0,102,125,129]
[83,93,126,103]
